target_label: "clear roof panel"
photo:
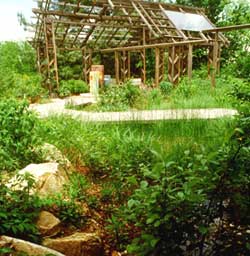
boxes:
[164,10,214,32]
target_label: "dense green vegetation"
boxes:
[0,0,250,255]
[37,87,250,255]
[0,99,41,171]
[0,42,46,102]
[70,71,240,112]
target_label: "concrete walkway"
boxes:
[29,95,237,122]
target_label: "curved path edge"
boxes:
[30,99,238,122]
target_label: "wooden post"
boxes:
[115,51,120,84]
[43,19,52,95]
[208,46,213,78]
[141,49,146,84]
[211,32,219,88]
[168,46,183,85]
[36,47,41,74]
[51,22,59,90]
[128,51,131,79]
[217,43,221,76]
[82,48,92,83]
[159,48,165,82]
[155,47,160,87]
[177,47,181,80]
[187,44,193,80]
[180,45,188,77]
[171,46,175,83]
[141,27,147,84]
[82,48,85,81]
[121,50,128,81]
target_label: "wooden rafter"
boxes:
[31,0,249,89]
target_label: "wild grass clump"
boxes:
[38,116,154,177]
[38,116,235,176]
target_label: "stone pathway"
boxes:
[29,94,238,122]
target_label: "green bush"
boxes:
[0,42,46,101]
[59,80,89,97]
[229,78,250,106]
[0,172,88,242]
[174,78,198,98]
[159,80,173,96]
[147,88,164,107]
[44,195,87,228]
[0,173,42,242]
[99,80,141,111]
[0,99,41,171]
[0,42,36,75]
[124,147,215,255]
[0,72,46,102]
[234,52,250,81]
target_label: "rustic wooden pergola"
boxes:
[31,0,250,92]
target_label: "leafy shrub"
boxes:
[159,80,173,96]
[58,85,71,98]
[9,73,46,102]
[64,172,89,201]
[234,52,250,81]
[57,51,82,80]
[42,173,89,228]
[0,42,36,75]
[124,147,215,255]
[0,172,87,243]
[174,78,198,98]
[110,82,250,255]
[99,80,141,111]
[0,42,47,101]
[147,88,164,107]
[46,196,87,228]
[0,72,46,103]
[59,80,89,97]
[228,78,250,106]
[0,99,41,171]
[0,173,42,242]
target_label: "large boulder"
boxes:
[0,236,65,256]
[36,211,61,237]
[22,162,68,197]
[8,163,68,197]
[43,232,104,256]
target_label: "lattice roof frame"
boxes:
[30,0,250,92]
[31,0,229,51]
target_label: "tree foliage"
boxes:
[0,42,36,74]
[219,1,250,80]
[0,42,45,101]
